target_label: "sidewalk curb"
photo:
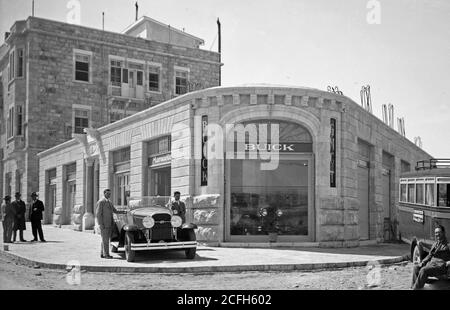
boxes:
[0,249,410,274]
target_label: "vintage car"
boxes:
[110,197,198,262]
[398,159,450,280]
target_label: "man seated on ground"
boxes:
[412,225,450,289]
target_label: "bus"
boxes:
[398,159,450,264]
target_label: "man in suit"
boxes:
[95,189,126,259]
[12,192,26,242]
[169,191,186,223]
[30,192,46,242]
[412,225,450,289]
[1,195,15,243]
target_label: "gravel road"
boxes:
[2,252,440,290]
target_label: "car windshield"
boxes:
[128,196,172,210]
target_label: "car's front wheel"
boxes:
[185,230,197,259]
[125,231,136,262]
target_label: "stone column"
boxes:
[93,160,99,206]
[82,158,95,230]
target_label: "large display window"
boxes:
[230,159,309,237]
[225,120,314,242]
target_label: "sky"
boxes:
[1,0,449,157]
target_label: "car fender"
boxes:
[123,224,139,232]
[181,223,197,230]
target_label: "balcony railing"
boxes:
[108,85,145,100]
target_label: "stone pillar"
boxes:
[93,160,99,206]
[82,158,95,230]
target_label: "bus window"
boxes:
[407,184,415,203]
[425,184,435,206]
[416,183,424,204]
[400,184,407,202]
[437,184,450,207]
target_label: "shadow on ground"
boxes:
[115,250,219,264]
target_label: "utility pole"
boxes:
[135,1,139,21]
[217,18,222,86]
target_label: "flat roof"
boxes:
[122,16,205,45]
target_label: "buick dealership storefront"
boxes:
[38,85,430,247]
[225,120,314,242]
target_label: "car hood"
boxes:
[130,207,172,218]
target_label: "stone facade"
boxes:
[38,85,432,246]
[0,16,221,212]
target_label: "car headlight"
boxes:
[171,216,182,228]
[142,216,155,229]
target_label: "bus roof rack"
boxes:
[415,159,450,171]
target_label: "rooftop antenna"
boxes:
[32,0,35,17]
[397,117,406,137]
[360,85,373,113]
[382,104,388,124]
[327,85,343,95]
[102,12,105,31]
[135,1,139,21]
[388,103,394,128]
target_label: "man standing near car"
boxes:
[170,191,186,224]
[412,225,450,289]
[30,192,46,242]
[95,189,126,259]
[12,192,26,242]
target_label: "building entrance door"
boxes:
[358,160,370,240]
[226,154,313,242]
[382,168,391,240]
[48,184,56,224]
[149,166,171,197]
[66,181,76,225]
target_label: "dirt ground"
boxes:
[2,252,444,290]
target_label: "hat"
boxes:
[31,192,38,197]
[3,195,11,201]
[15,192,21,197]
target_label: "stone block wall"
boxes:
[190,194,221,243]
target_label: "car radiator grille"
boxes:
[151,223,172,240]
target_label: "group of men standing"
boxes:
[1,192,46,243]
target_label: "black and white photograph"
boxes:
[0,0,450,297]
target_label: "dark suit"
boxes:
[30,199,45,241]
[95,197,123,257]
[2,202,15,243]
[170,200,186,223]
[12,199,26,241]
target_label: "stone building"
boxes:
[38,85,432,246]
[0,16,221,211]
